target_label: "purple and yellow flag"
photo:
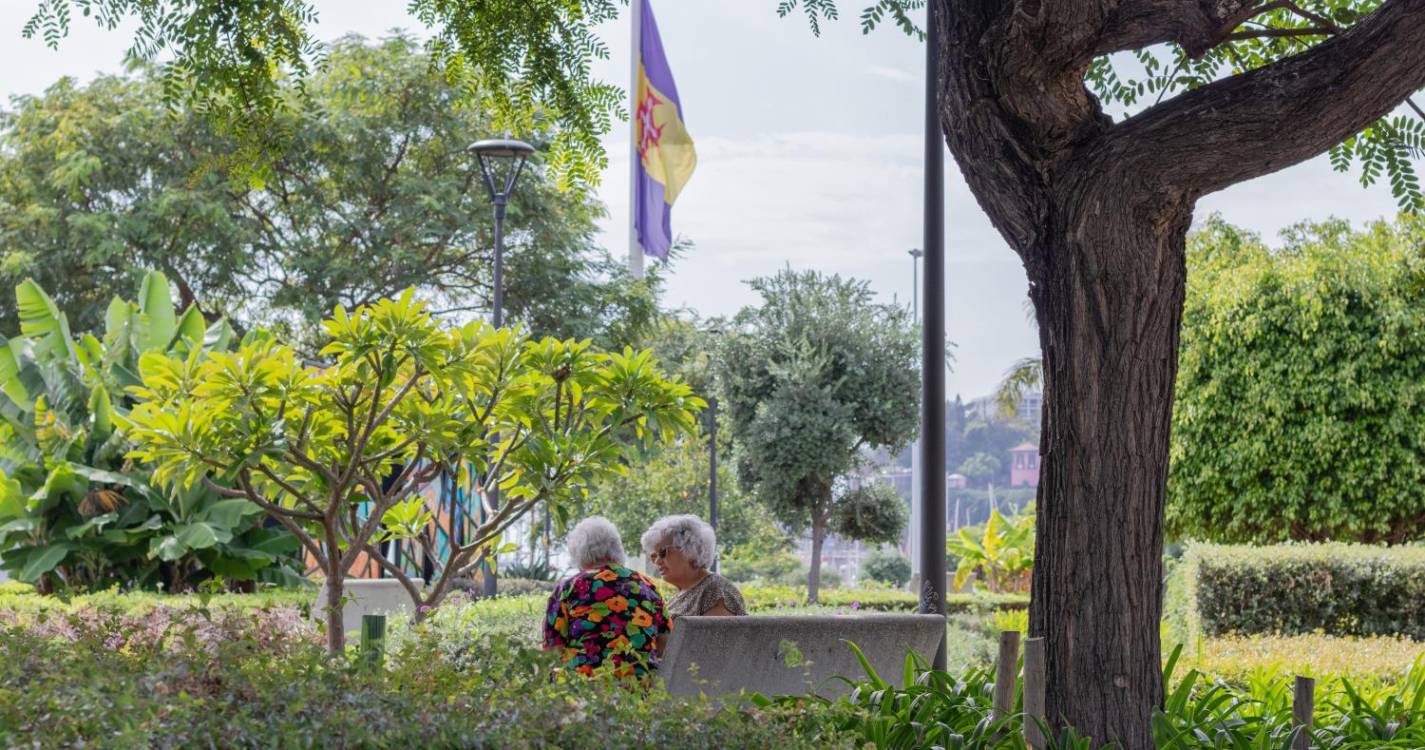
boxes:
[634,0,696,260]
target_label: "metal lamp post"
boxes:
[707,395,719,572]
[704,326,724,571]
[919,2,949,670]
[472,138,536,597]
[909,248,923,318]
[907,247,924,590]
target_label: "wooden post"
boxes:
[1292,675,1315,750]
[993,630,1021,723]
[361,614,387,671]
[1023,636,1047,749]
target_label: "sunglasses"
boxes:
[650,547,673,561]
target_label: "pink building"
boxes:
[1009,442,1040,487]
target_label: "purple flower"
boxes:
[850,601,862,610]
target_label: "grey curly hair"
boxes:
[640,514,718,571]
[565,516,626,569]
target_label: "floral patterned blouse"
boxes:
[542,564,669,678]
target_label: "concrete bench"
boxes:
[659,614,945,699]
[313,578,422,637]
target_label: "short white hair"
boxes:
[566,516,626,568]
[641,514,717,571]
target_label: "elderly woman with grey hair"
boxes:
[641,514,747,619]
[542,516,669,678]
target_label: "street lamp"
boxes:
[471,138,537,328]
[471,137,535,597]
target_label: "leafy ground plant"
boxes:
[0,272,299,593]
[0,608,854,750]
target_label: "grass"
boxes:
[1188,632,1425,684]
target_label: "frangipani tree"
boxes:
[126,290,703,654]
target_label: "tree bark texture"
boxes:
[930,0,1425,745]
[807,506,827,604]
[324,566,345,656]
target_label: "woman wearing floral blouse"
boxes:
[542,516,669,678]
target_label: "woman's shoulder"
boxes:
[701,573,748,615]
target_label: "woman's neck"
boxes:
[673,568,710,591]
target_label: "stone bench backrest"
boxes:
[659,614,946,698]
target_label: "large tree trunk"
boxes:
[924,0,1425,740]
[1026,180,1192,748]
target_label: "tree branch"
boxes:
[1096,0,1425,199]
[1223,26,1333,41]
[235,472,329,570]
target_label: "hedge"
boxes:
[1189,633,1425,685]
[1165,542,1425,643]
[739,584,1029,613]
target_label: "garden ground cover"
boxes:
[3,585,1424,749]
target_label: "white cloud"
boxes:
[866,65,915,82]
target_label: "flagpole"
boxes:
[628,0,645,279]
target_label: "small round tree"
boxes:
[126,290,702,654]
[719,269,919,603]
[861,547,911,588]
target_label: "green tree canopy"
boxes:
[585,433,781,565]
[957,452,1002,487]
[0,34,661,349]
[126,290,703,653]
[1168,215,1425,544]
[718,269,918,602]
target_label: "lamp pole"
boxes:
[909,248,923,319]
[472,138,536,598]
[918,1,949,670]
[707,395,719,572]
[908,247,924,589]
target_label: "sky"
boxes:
[0,2,1404,400]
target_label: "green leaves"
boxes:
[1169,216,1425,543]
[380,497,434,542]
[126,287,702,601]
[1080,0,1424,212]
[0,273,300,591]
[15,279,76,363]
[139,271,176,352]
[947,507,1034,593]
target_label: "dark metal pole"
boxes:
[482,193,507,598]
[492,196,507,328]
[708,396,719,572]
[918,0,949,671]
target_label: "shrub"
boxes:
[0,606,854,749]
[948,507,1034,593]
[0,272,300,592]
[1165,542,1425,642]
[740,584,1028,614]
[1170,217,1425,544]
[766,643,1425,750]
[861,548,911,588]
[721,546,803,583]
[1189,633,1424,684]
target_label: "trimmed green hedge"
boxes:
[1166,543,1425,643]
[740,584,1028,613]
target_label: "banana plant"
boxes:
[0,272,299,592]
[948,506,1036,594]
